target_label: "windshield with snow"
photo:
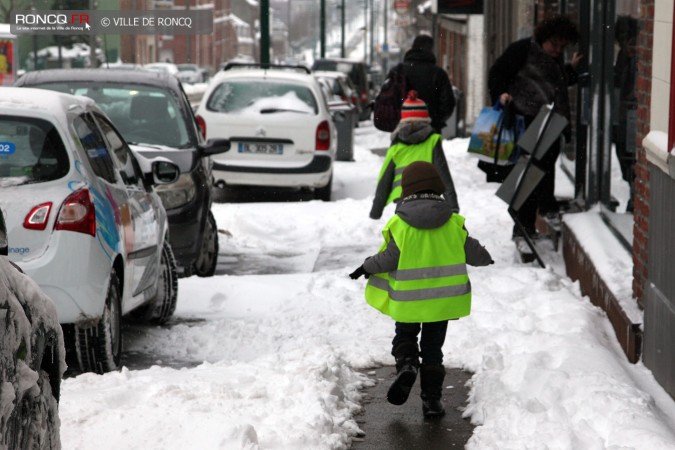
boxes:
[206,80,318,115]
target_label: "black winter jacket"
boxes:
[488,38,578,130]
[399,48,455,132]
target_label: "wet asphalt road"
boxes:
[351,366,474,450]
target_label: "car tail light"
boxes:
[361,90,368,103]
[54,188,96,236]
[196,115,207,140]
[340,95,347,102]
[23,203,52,231]
[351,95,359,106]
[316,121,330,151]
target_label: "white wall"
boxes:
[650,0,673,134]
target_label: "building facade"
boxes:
[429,0,673,398]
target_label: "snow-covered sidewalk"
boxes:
[58,124,675,449]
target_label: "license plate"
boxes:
[238,142,283,155]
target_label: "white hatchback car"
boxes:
[0,88,181,374]
[195,64,339,200]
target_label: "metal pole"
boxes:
[260,0,270,64]
[287,0,292,58]
[89,0,97,67]
[363,0,367,61]
[383,0,388,73]
[186,0,191,63]
[341,0,345,57]
[320,0,326,58]
[32,35,38,70]
[369,0,374,65]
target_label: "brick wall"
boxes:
[633,0,654,307]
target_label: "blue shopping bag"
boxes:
[467,102,525,166]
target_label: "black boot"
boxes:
[420,364,446,418]
[387,343,419,405]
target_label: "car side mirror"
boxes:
[199,138,231,156]
[152,160,180,185]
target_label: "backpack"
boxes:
[373,64,410,132]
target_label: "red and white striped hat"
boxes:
[400,90,431,123]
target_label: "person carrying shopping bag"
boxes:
[351,161,493,417]
[488,14,581,239]
[370,90,459,220]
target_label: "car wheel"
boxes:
[314,175,333,202]
[75,270,122,374]
[133,240,178,325]
[193,211,219,278]
[5,369,60,449]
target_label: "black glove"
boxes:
[349,265,370,280]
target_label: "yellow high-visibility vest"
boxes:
[365,212,471,322]
[378,133,442,205]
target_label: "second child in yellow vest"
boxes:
[351,161,493,418]
[370,90,460,220]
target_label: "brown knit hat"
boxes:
[401,161,445,198]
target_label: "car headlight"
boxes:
[155,173,196,209]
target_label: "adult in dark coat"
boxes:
[398,35,455,133]
[488,15,581,238]
[612,15,638,212]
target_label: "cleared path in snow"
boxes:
[351,366,474,450]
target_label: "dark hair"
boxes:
[615,15,638,46]
[534,15,580,45]
[411,34,433,52]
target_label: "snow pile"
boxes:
[56,127,675,449]
[0,257,66,449]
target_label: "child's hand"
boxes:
[349,266,370,279]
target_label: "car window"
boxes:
[92,113,144,188]
[314,61,366,89]
[73,114,117,184]
[317,79,333,102]
[206,80,318,114]
[332,79,345,96]
[29,82,191,148]
[312,61,338,72]
[0,115,69,186]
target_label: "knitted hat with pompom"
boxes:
[400,90,431,124]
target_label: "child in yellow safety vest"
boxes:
[351,161,493,418]
[369,90,460,220]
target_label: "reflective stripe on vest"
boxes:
[365,213,471,323]
[378,134,442,206]
[368,274,470,301]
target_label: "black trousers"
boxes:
[392,321,449,366]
